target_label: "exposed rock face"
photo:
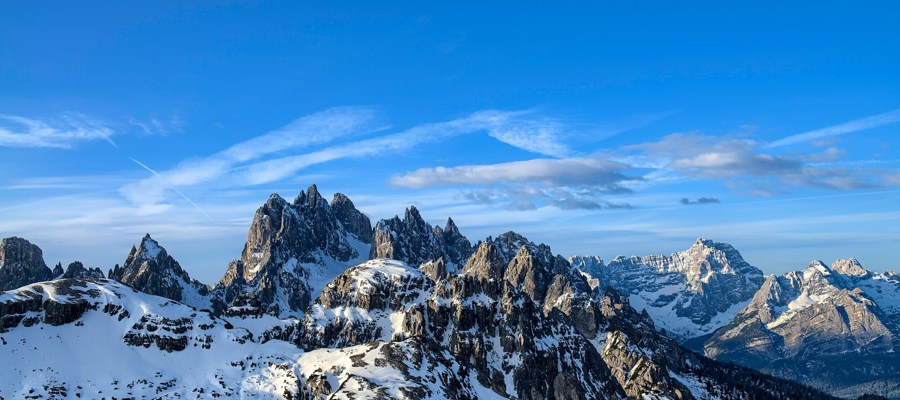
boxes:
[60,261,105,279]
[286,243,833,400]
[109,234,210,310]
[0,237,54,291]
[575,238,766,341]
[295,259,626,399]
[212,184,372,317]
[372,207,472,268]
[330,192,373,244]
[705,259,900,399]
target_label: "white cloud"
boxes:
[631,133,801,178]
[0,114,116,148]
[767,108,900,148]
[391,155,632,188]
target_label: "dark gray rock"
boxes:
[330,192,373,244]
[61,261,105,279]
[0,236,54,291]
[212,184,372,317]
[372,206,472,268]
[109,234,209,309]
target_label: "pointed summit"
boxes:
[212,184,372,317]
[294,183,325,208]
[331,192,373,243]
[110,235,209,308]
[372,207,471,267]
[584,238,765,340]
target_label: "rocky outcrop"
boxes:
[372,207,472,268]
[212,184,372,317]
[575,238,766,341]
[287,228,837,400]
[60,261,105,279]
[330,192,373,244]
[109,234,210,310]
[294,259,625,399]
[705,259,900,399]
[0,236,54,291]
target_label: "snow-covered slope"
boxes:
[572,238,765,341]
[0,278,305,399]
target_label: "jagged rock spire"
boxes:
[372,206,472,268]
[109,234,209,308]
[212,184,373,317]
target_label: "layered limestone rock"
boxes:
[0,236,54,291]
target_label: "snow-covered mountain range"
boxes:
[572,243,900,399]
[571,238,765,341]
[0,184,892,399]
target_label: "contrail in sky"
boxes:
[767,108,900,148]
[129,157,212,220]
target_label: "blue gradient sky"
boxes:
[2,2,899,283]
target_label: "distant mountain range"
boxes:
[1,184,895,399]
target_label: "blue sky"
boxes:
[2,2,899,283]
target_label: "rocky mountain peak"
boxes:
[60,261,105,279]
[330,192,373,243]
[110,235,209,309]
[832,258,869,277]
[213,185,372,317]
[460,241,507,281]
[293,183,327,209]
[577,238,766,341]
[705,258,900,397]
[0,236,53,291]
[403,205,424,225]
[372,207,471,268]
[443,217,460,235]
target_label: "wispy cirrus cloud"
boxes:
[128,114,185,136]
[236,109,535,185]
[120,107,562,212]
[486,117,571,157]
[0,114,116,148]
[767,108,900,148]
[119,106,383,206]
